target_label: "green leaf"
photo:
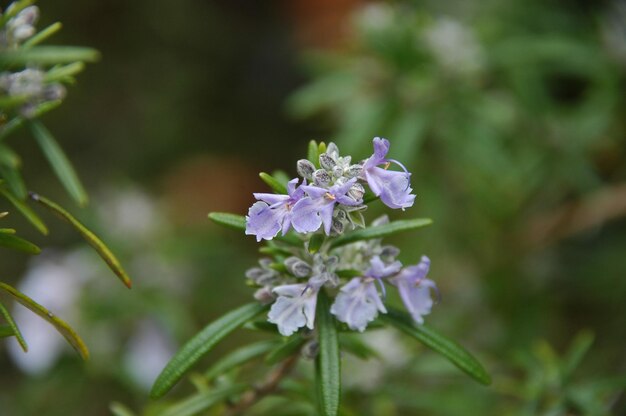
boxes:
[0,231,41,254]
[204,340,278,380]
[159,384,247,416]
[208,212,302,245]
[0,101,62,142]
[265,335,306,365]
[0,282,89,359]
[315,291,341,416]
[0,186,48,235]
[22,22,63,48]
[382,308,491,386]
[29,121,89,206]
[308,140,319,167]
[208,212,246,231]
[0,324,13,338]
[150,302,269,399]
[108,402,137,416]
[0,46,100,67]
[259,172,288,194]
[307,234,325,254]
[330,218,433,248]
[0,161,27,200]
[30,193,132,288]
[44,62,85,83]
[0,300,28,351]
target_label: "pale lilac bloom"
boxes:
[330,256,401,331]
[293,178,362,235]
[245,178,306,241]
[268,283,319,336]
[390,256,437,324]
[362,137,416,210]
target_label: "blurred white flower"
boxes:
[7,250,93,374]
[97,187,163,241]
[123,320,175,391]
[423,17,485,75]
[342,329,410,391]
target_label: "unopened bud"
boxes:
[297,159,315,179]
[331,217,344,235]
[348,183,365,201]
[313,169,332,187]
[254,287,275,304]
[284,256,312,277]
[380,245,400,259]
[319,153,336,170]
[332,165,343,178]
[346,164,363,178]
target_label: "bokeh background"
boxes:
[1,0,625,415]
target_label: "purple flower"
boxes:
[362,137,415,210]
[267,283,319,336]
[330,277,385,332]
[390,256,437,324]
[245,178,306,241]
[292,178,362,235]
[330,256,401,331]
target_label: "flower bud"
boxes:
[346,164,363,178]
[348,182,365,201]
[253,287,275,304]
[326,142,340,158]
[331,217,344,235]
[319,152,336,170]
[313,169,332,187]
[297,159,315,179]
[332,165,343,178]
[380,245,400,259]
[284,256,312,277]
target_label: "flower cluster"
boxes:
[245,138,415,242]
[0,5,66,117]
[245,139,437,336]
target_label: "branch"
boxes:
[225,354,299,415]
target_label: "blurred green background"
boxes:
[1,0,625,415]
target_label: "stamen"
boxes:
[383,162,391,170]
[325,192,335,200]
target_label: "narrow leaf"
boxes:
[0,187,48,234]
[0,282,89,359]
[0,162,27,200]
[316,291,341,416]
[0,46,100,67]
[208,212,245,231]
[208,212,301,245]
[29,121,88,206]
[204,340,277,380]
[330,218,433,248]
[0,300,28,351]
[44,62,85,83]
[307,140,319,167]
[259,172,287,194]
[0,324,13,338]
[0,231,40,254]
[159,384,247,416]
[0,101,62,142]
[22,22,63,48]
[30,193,132,288]
[382,308,491,385]
[150,302,268,399]
[265,335,306,365]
